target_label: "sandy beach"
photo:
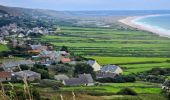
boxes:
[119,15,170,38]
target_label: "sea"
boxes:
[134,14,170,35]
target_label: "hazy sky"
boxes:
[1,0,170,11]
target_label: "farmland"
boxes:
[39,26,170,74]
[61,82,161,94]
[40,26,170,57]
[89,56,170,74]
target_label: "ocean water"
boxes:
[69,10,170,16]
[135,14,170,32]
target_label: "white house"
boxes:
[87,60,101,71]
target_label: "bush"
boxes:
[96,75,136,83]
[88,92,115,96]
[117,88,137,95]
[38,79,63,89]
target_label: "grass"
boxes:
[39,26,170,57]
[88,56,170,74]
[61,82,161,94]
[103,94,166,100]
[88,56,170,65]
[0,44,9,52]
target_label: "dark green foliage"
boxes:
[20,65,29,70]
[147,68,170,75]
[97,75,136,83]
[55,65,73,73]
[32,89,41,100]
[38,79,63,89]
[136,68,170,83]
[31,64,49,79]
[117,88,137,95]
[74,63,95,78]
[161,89,170,100]
[60,46,69,52]
[88,92,115,96]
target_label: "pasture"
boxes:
[39,26,170,74]
[41,26,170,57]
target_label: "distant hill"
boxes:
[0,5,21,16]
[0,5,75,19]
[1,5,170,18]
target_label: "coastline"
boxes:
[119,15,170,38]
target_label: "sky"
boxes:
[0,0,170,11]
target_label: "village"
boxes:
[0,21,126,87]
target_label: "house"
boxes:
[100,65,123,74]
[54,74,69,81]
[0,71,11,82]
[61,58,71,63]
[0,60,35,72]
[162,79,170,90]
[96,72,118,79]
[13,70,41,81]
[28,50,41,54]
[60,51,70,56]
[87,60,101,71]
[30,45,47,51]
[32,50,64,65]
[18,33,25,38]
[38,50,62,61]
[0,37,8,44]
[63,74,94,86]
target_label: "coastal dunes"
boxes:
[119,15,170,38]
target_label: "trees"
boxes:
[117,88,137,95]
[74,63,95,78]
[31,64,49,79]
[96,75,136,83]
[60,46,69,52]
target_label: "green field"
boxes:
[2,82,164,100]
[61,82,161,94]
[89,56,170,74]
[0,44,9,52]
[40,26,170,57]
[39,26,170,74]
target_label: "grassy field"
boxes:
[40,26,170,57]
[2,82,165,100]
[60,82,161,94]
[39,26,170,74]
[88,56,170,74]
[0,44,9,52]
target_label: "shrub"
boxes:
[117,88,137,95]
[96,75,136,83]
[38,79,63,88]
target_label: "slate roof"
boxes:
[54,74,69,81]
[87,60,101,71]
[87,60,95,66]
[38,50,60,58]
[163,80,170,87]
[14,70,40,77]
[96,72,118,79]
[78,74,93,83]
[1,60,34,70]
[64,74,93,86]
[101,65,122,73]
[30,45,47,50]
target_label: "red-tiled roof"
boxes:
[61,58,71,63]
[0,72,11,78]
